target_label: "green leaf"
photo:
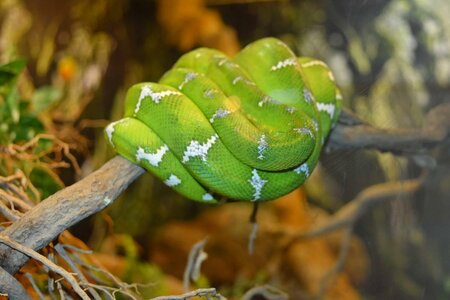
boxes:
[5,86,20,123]
[0,59,27,85]
[10,110,45,142]
[29,166,64,200]
[31,86,62,113]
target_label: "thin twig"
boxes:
[0,189,33,211]
[0,266,32,300]
[183,238,209,292]
[54,243,102,300]
[151,287,226,300]
[0,103,447,277]
[0,201,20,221]
[0,155,144,274]
[294,176,423,240]
[316,227,353,299]
[0,235,90,300]
[248,203,259,255]
[328,102,450,156]
[24,273,46,300]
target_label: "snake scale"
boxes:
[105,37,342,203]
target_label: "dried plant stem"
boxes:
[0,235,90,300]
[151,287,226,300]
[0,155,144,275]
[0,266,31,300]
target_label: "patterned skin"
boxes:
[105,38,342,203]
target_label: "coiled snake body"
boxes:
[105,38,342,203]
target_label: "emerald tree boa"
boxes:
[105,38,342,203]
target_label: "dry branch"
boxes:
[0,235,90,300]
[0,102,448,280]
[328,103,450,155]
[0,266,31,300]
[296,176,424,240]
[0,155,144,274]
[151,287,226,300]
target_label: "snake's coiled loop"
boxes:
[106,38,342,203]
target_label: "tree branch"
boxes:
[0,235,91,300]
[0,266,31,300]
[0,155,144,274]
[328,103,450,155]
[0,103,448,277]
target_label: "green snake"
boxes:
[105,38,342,203]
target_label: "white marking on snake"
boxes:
[178,72,197,90]
[317,103,335,119]
[209,108,231,123]
[336,91,343,101]
[164,174,181,187]
[105,123,116,147]
[248,169,268,201]
[232,76,255,86]
[271,57,297,71]
[301,60,328,68]
[182,134,219,163]
[257,134,268,160]
[202,193,214,201]
[303,88,314,103]
[232,76,243,85]
[105,119,126,147]
[258,96,280,107]
[136,145,169,167]
[218,58,227,66]
[136,86,181,112]
[286,107,296,114]
[204,89,215,99]
[312,119,319,132]
[328,71,335,82]
[294,128,314,139]
[293,163,310,177]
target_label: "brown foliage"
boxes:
[148,189,369,299]
[157,0,240,55]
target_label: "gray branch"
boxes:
[0,266,31,300]
[0,102,448,279]
[0,156,144,275]
[328,103,450,155]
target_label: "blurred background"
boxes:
[0,0,449,299]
